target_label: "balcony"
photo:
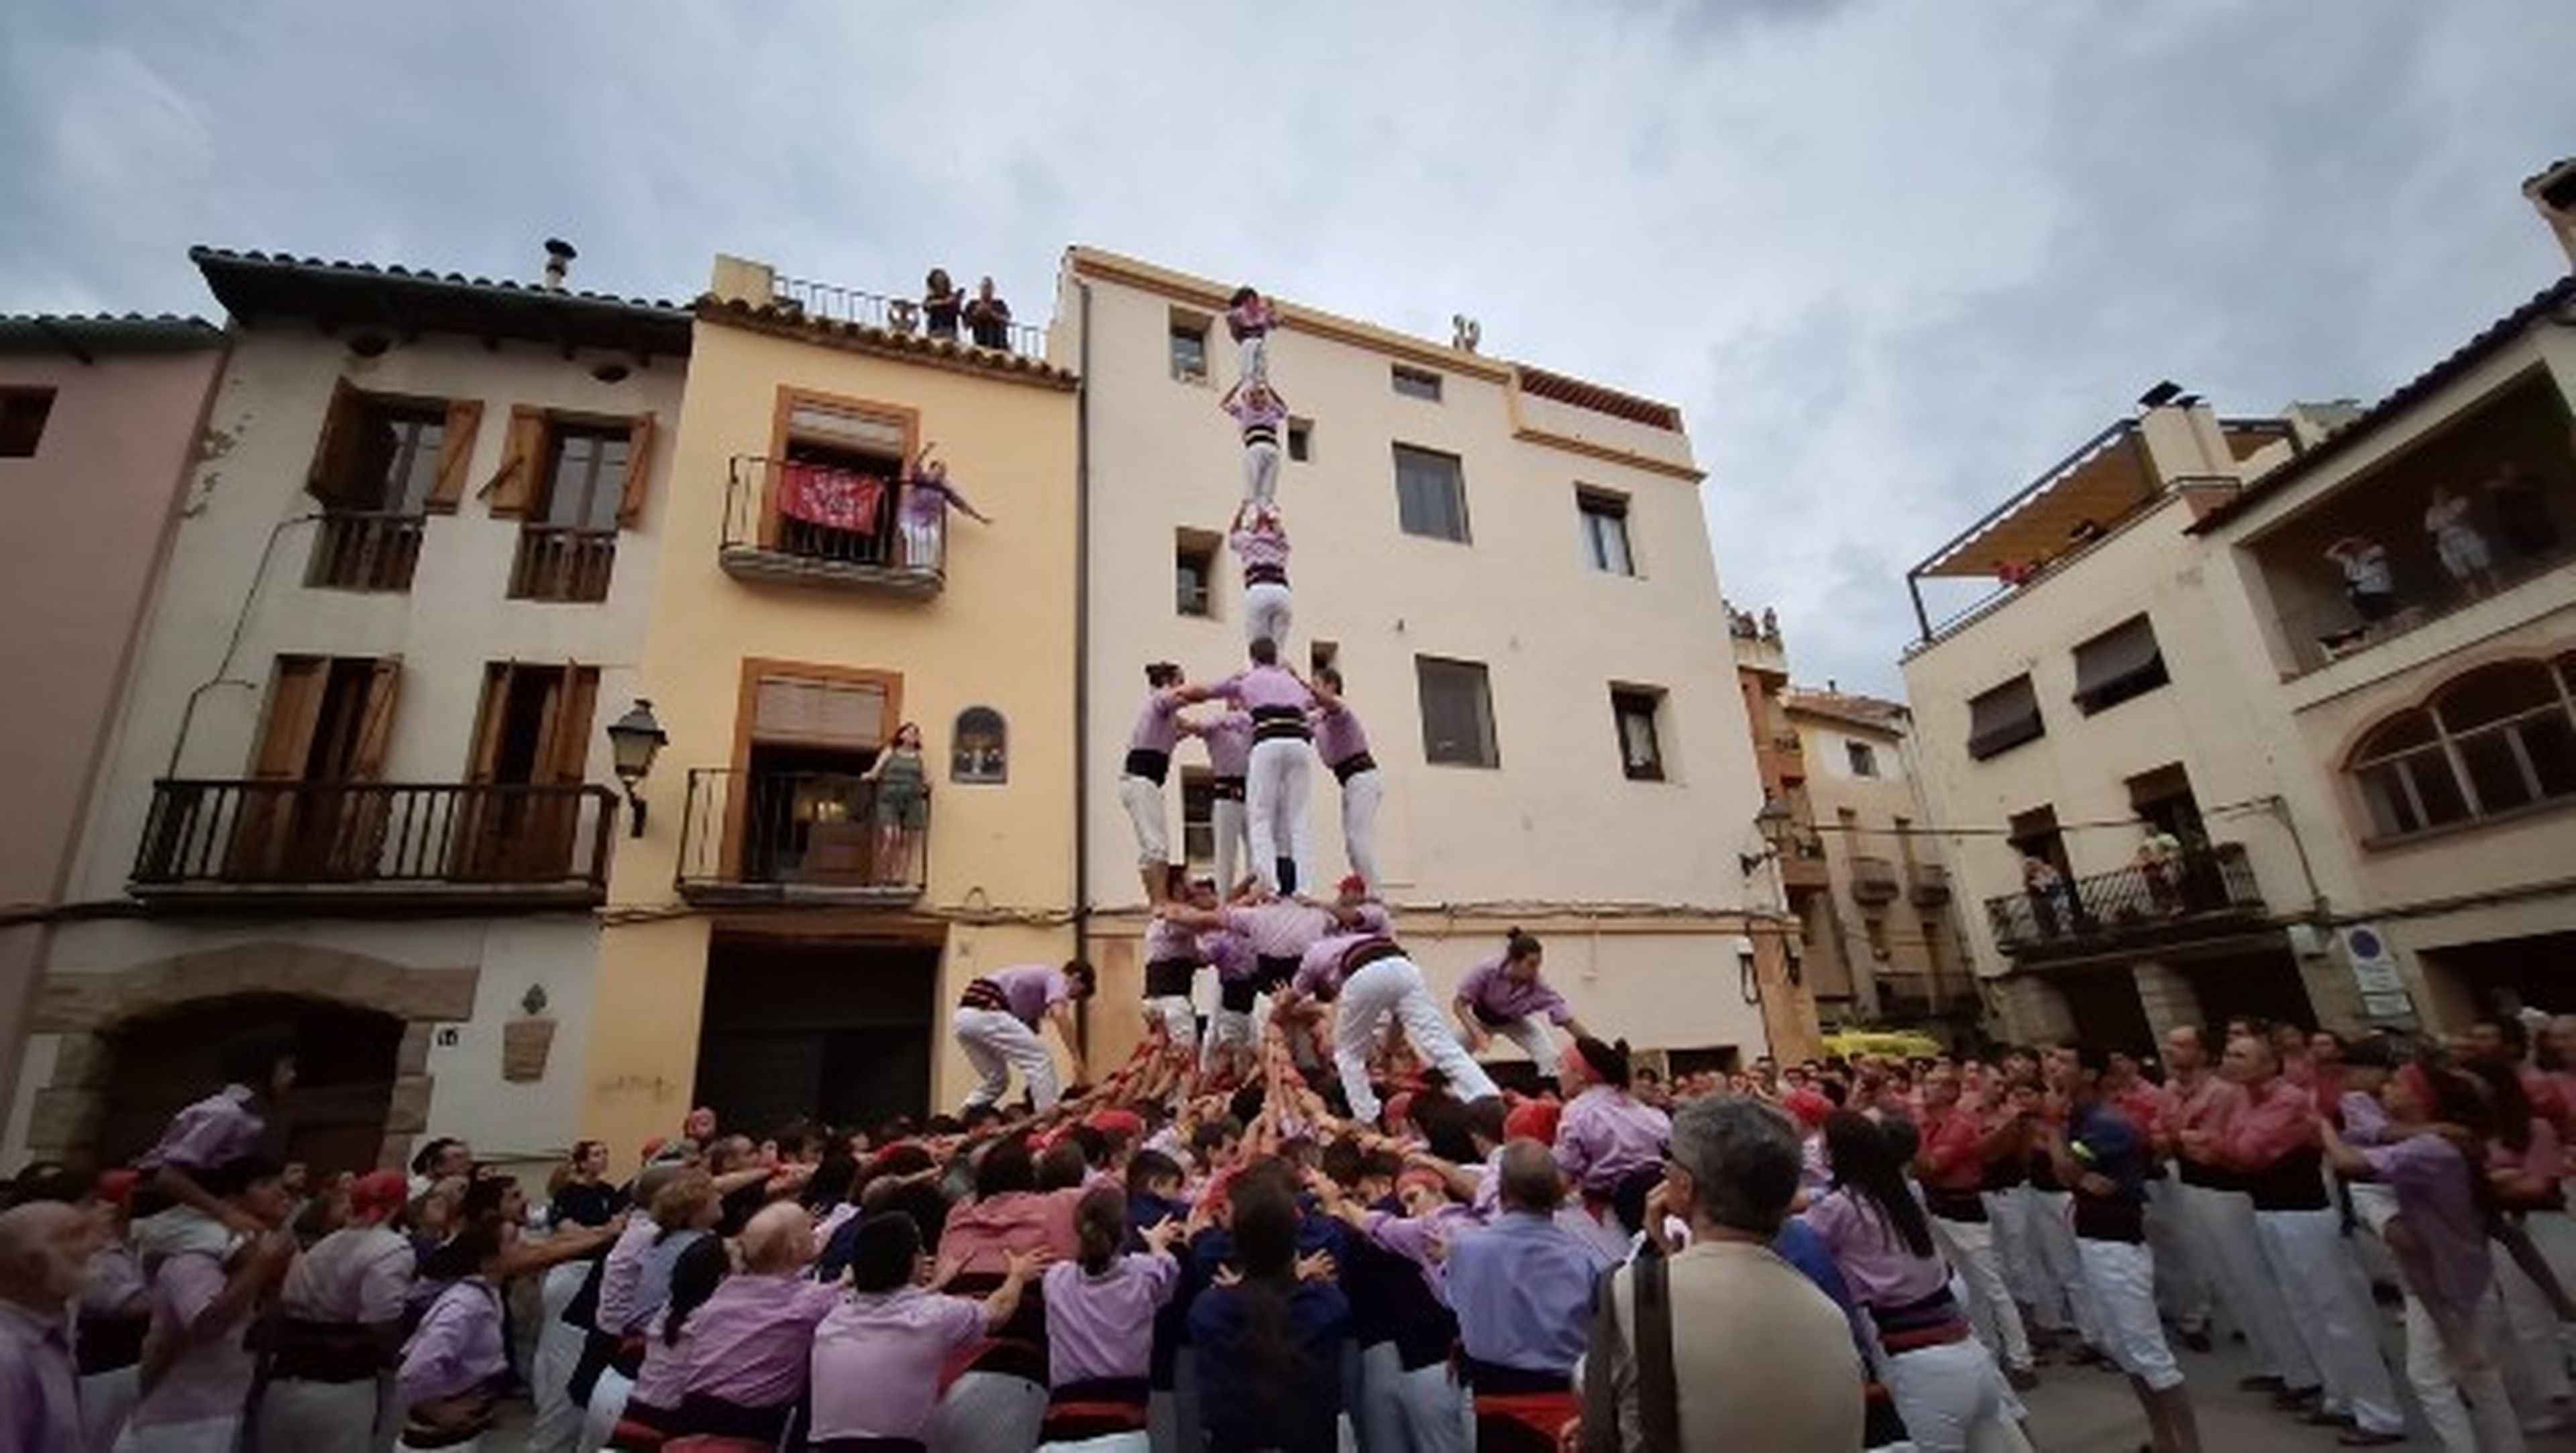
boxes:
[1778,844,1831,892]
[773,274,1049,358]
[1909,862,1951,907]
[306,512,422,592]
[1850,855,1901,905]
[718,456,943,598]
[131,779,615,909]
[509,527,616,603]
[675,768,926,906]
[1983,843,2267,960]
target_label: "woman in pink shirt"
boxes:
[1036,1187,1186,1448]
[810,1214,1042,1450]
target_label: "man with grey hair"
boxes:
[1580,1097,1862,1451]
[0,1199,98,1453]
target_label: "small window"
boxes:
[542,425,631,532]
[1966,676,2044,761]
[1175,529,1220,618]
[1392,444,1470,543]
[0,389,58,458]
[1169,311,1211,383]
[1578,490,1635,576]
[1391,364,1443,402]
[1181,769,1217,866]
[1417,656,1499,767]
[1845,741,1879,777]
[1287,418,1313,463]
[2072,614,2169,715]
[952,707,1006,784]
[1611,688,1666,782]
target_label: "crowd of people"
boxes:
[11,970,2576,1452]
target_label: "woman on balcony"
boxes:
[900,445,992,575]
[860,723,929,889]
[922,269,963,341]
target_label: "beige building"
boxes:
[0,316,226,1132]
[1060,249,1812,1074]
[578,256,1079,1160]
[1781,687,1980,1034]
[1900,178,2576,1046]
[5,247,691,1173]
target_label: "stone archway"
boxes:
[25,943,478,1170]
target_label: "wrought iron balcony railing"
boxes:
[718,455,945,598]
[675,767,927,904]
[1984,843,2265,958]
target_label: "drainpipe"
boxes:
[1072,278,1095,1022]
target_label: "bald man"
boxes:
[663,1203,840,1444]
[254,1170,416,1453]
[1,1200,98,1453]
[1442,1142,1613,1446]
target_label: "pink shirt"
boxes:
[676,1272,842,1409]
[1455,957,1570,1027]
[2489,1118,2566,1185]
[1554,1086,1670,1197]
[1200,928,1257,983]
[1042,1252,1179,1385]
[1220,900,1338,961]
[0,1301,79,1453]
[1291,932,1388,1000]
[138,1085,264,1173]
[985,965,1072,1028]
[629,1311,694,1412]
[1311,702,1371,767]
[1230,527,1290,574]
[595,1216,660,1333]
[808,1287,987,1441]
[1224,392,1287,430]
[129,1250,256,1428]
[1130,689,1185,756]
[1212,665,1312,717]
[2223,1076,2319,1169]
[1198,712,1254,777]
[281,1224,415,1326]
[1802,1189,1951,1309]
[396,1277,505,1409]
[938,1189,1079,1277]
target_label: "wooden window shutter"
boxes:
[247,657,329,779]
[486,407,549,519]
[753,676,888,749]
[347,659,404,782]
[425,399,484,514]
[616,413,657,529]
[548,667,601,783]
[305,378,368,504]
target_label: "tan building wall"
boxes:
[580,263,1079,1162]
[1061,250,1801,1068]
[0,323,223,1127]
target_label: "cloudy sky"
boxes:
[5,1,2568,694]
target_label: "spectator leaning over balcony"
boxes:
[964,275,1014,349]
[899,444,991,574]
[860,722,930,889]
[2326,535,2399,623]
[922,268,963,341]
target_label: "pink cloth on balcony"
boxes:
[779,465,885,534]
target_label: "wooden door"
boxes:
[455,663,596,881]
[227,658,328,879]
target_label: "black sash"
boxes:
[1331,752,1378,784]
[959,978,1010,1013]
[1124,748,1171,785]
[1244,564,1288,587]
[1144,959,1199,998]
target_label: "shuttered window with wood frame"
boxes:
[752,674,890,749]
[307,382,480,516]
[228,655,401,880]
[1966,675,2045,761]
[484,407,656,528]
[454,661,600,881]
[2070,614,2169,716]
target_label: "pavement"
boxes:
[2015,1320,2576,1451]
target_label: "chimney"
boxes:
[2524,159,2576,271]
[542,237,578,292]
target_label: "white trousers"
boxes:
[1336,767,1384,892]
[2141,1176,2210,1332]
[1484,1012,1564,1083]
[2177,1181,2313,1387]
[78,1366,137,1453]
[1980,1187,2037,1307]
[253,1379,383,1453]
[1930,1214,2033,1373]
[2023,1189,2096,1343]
[2075,1238,2182,1392]
[1334,957,1497,1124]
[1355,1341,1473,1453]
[1148,992,1199,1051]
[1246,738,1315,896]
[1239,333,1269,387]
[574,1365,629,1453]
[955,1006,1061,1110]
[1882,1338,2008,1453]
[527,1258,590,1453]
[930,1366,1049,1453]
[1244,580,1293,649]
[2349,1181,2523,1453]
[903,517,943,573]
[1212,794,1250,897]
[2255,1207,2404,1434]
[1241,438,1281,509]
[1201,1003,1258,1075]
[1119,773,1169,871]
[114,1417,241,1453]
[2493,1231,2571,1414]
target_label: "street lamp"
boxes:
[1739,796,1795,877]
[605,699,667,839]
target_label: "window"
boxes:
[1611,688,1666,781]
[508,421,640,602]
[1181,769,1216,866]
[2072,614,2169,714]
[2351,657,2576,841]
[1417,656,1499,767]
[1175,529,1220,618]
[543,426,631,532]
[951,708,1006,784]
[1287,418,1313,463]
[1966,676,2044,761]
[0,388,57,457]
[1169,311,1211,383]
[1578,490,1635,576]
[1391,365,1443,402]
[1392,444,1470,543]
[1845,741,1879,777]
